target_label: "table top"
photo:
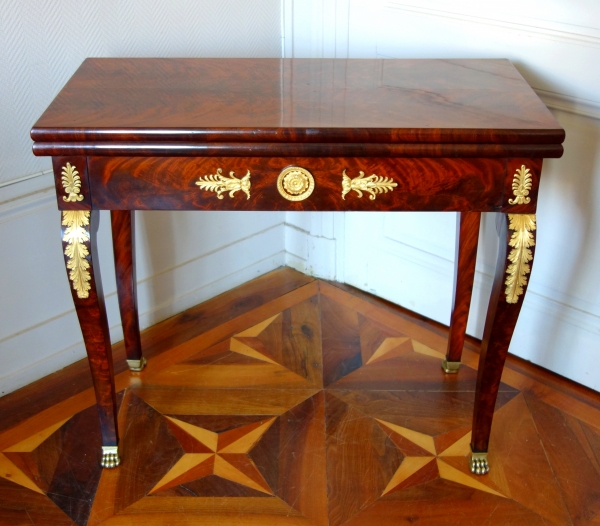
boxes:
[31,58,564,158]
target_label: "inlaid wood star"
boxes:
[150,416,276,495]
[0,417,71,494]
[376,419,506,497]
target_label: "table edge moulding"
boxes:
[31,58,565,475]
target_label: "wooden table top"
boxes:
[32,58,564,157]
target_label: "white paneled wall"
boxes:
[0,0,285,395]
[283,0,600,391]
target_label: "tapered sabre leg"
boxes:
[61,209,120,468]
[111,210,145,371]
[470,212,537,474]
[443,211,481,373]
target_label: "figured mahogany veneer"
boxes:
[32,58,563,153]
[87,156,519,212]
[31,58,564,474]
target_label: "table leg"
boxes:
[61,210,120,468]
[470,212,536,474]
[111,210,145,371]
[443,211,481,373]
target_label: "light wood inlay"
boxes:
[376,419,437,456]
[381,457,435,495]
[213,455,273,495]
[150,454,213,494]
[0,453,45,494]
[165,417,219,451]
[4,418,70,453]
[235,314,280,338]
[218,418,276,453]
[412,340,446,360]
[230,338,279,364]
[366,337,409,365]
[436,458,505,497]
[438,431,472,457]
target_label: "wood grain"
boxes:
[110,210,142,363]
[524,394,600,525]
[60,209,118,449]
[32,58,563,148]
[471,214,536,452]
[2,271,600,526]
[446,211,481,363]
[86,156,516,212]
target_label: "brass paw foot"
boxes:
[441,359,460,374]
[127,357,147,372]
[101,446,121,468]
[469,452,489,475]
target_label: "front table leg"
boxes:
[471,213,536,474]
[111,210,145,371]
[61,210,120,468]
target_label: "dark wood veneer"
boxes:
[111,211,142,363]
[34,142,563,158]
[472,214,536,452]
[31,58,564,146]
[446,212,481,363]
[60,211,118,448]
[86,156,515,212]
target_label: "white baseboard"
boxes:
[284,216,339,280]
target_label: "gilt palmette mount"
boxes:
[342,170,397,200]
[196,168,251,199]
[508,165,532,206]
[61,162,84,202]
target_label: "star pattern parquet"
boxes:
[1,273,600,525]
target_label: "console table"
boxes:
[31,58,564,474]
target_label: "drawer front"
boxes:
[87,156,510,212]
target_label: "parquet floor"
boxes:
[1,269,600,525]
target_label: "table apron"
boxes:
[77,156,540,212]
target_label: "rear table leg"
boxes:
[443,211,481,373]
[111,210,145,372]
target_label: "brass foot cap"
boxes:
[101,446,121,468]
[442,359,460,374]
[469,452,489,475]
[127,357,147,372]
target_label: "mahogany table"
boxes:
[31,58,564,474]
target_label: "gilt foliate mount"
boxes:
[342,170,397,200]
[196,168,251,200]
[61,162,85,202]
[505,214,536,304]
[508,165,532,206]
[62,211,92,299]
